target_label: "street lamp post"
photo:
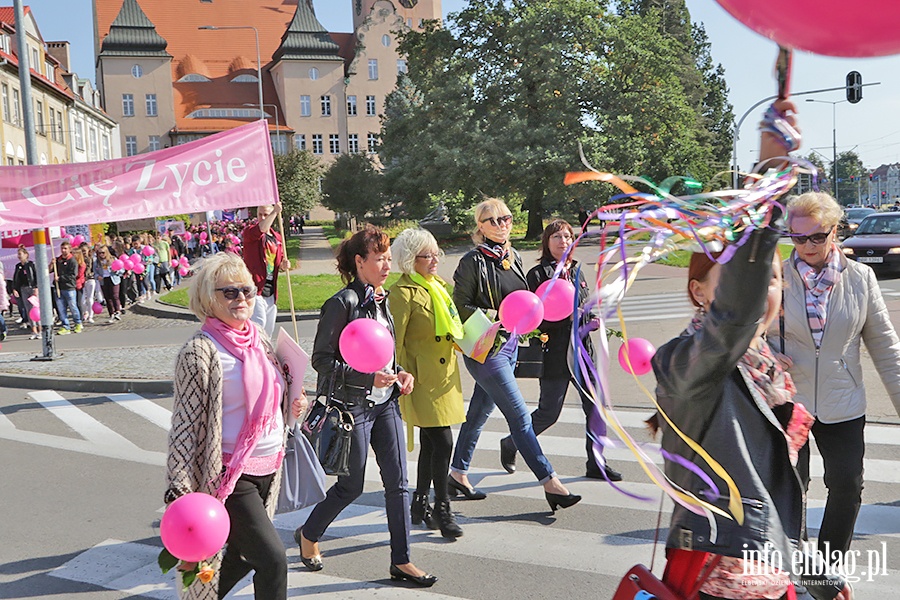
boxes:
[806,98,847,203]
[198,25,263,122]
[245,103,282,153]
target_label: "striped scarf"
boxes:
[792,244,844,349]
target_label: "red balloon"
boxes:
[499,290,544,333]
[535,279,576,322]
[715,0,900,57]
[339,318,394,373]
[618,338,656,376]
[160,493,230,562]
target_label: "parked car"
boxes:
[841,212,900,272]
[838,207,876,239]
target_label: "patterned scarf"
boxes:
[792,244,844,349]
[201,317,283,500]
[409,273,465,338]
[362,284,387,306]
[478,241,511,270]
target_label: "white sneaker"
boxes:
[29,333,39,340]
[113,312,121,321]
[108,316,116,324]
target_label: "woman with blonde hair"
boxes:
[390,227,465,538]
[769,190,900,558]
[449,199,580,510]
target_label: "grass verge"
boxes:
[657,243,793,268]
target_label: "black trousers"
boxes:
[302,399,411,565]
[796,415,865,556]
[416,426,453,502]
[218,473,287,600]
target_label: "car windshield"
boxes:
[846,208,875,220]
[855,215,900,235]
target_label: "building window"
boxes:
[294,134,306,151]
[368,59,378,80]
[272,135,288,156]
[56,110,63,142]
[89,128,99,159]
[35,101,44,135]
[397,59,408,75]
[101,134,111,160]
[49,108,56,141]
[125,135,137,156]
[321,95,331,116]
[312,134,323,155]
[1,84,9,123]
[329,134,340,154]
[300,95,311,117]
[366,95,376,116]
[12,88,20,125]
[31,47,39,70]
[132,64,143,78]
[122,93,134,117]
[146,94,158,116]
[230,74,257,83]
[186,107,263,119]
[382,34,391,47]
[348,134,359,154]
[367,133,378,153]
[74,119,84,151]
[407,18,413,28]
[308,67,319,80]
[148,135,161,152]
[0,33,10,54]
[179,74,212,82]
[45,61,55,81]
[347,95,358,117]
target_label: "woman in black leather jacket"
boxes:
[295,225,437,588]
[498,219,622,482]
[449,199,580,511]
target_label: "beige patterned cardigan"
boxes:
[165,331,286,600]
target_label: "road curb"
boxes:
[131,300,321,322]
[0,372,173,394]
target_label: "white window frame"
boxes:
[312,134,323,155]
[321,95,331,117]
[125,135,137,156]
[368,59,379,80]
[347,95,358,116]
[74,119,84,151]
[300,95,311,117]
[366,95,376,116]
[295,134,306,151]
[148,135,161,152]
[329,134,340,154]
[348,133,359,154]
[145,93,158,117]
[1,83,9,123]
[35,100,44,135]
[122,93,134,117]
[367,133,378,154]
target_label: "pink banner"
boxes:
[0,120,278,230]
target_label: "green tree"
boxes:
[834,150,865,205]
[274,150,324,216]
[797,152,829,195]
[321,153,384,221]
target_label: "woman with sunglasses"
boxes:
[166,252,306,600]
[498,219,622,482]
[769,191,900,559]
[389,227,465,539]
[94,246,124,322]
[295,225,437,587]
[450,199,580,511]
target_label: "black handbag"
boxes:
[301,371,355,477]
[514,338,546,379]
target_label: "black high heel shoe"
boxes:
[448,476,486,500]
[390,564,438,587]
[293,528,323,571]
[545,491,582,512]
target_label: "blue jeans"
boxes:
[145,263,157,293]
[451,343,555,483]
[56,289,81,328]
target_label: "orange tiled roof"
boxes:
[0,6,31,25]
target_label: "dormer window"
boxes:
[186,107,268,119]
[179,73,212,82]
[230,74,259,83]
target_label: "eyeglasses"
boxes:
[216,286,257,300]
[550,233,573,241]
[480,214,513,227]
[416,252,442,261]
[791,231,831,245]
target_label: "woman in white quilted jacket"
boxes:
[771,191,900,559]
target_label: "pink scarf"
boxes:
[201,317,283,500]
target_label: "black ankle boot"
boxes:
[433,500,463,539]
[410,492,438,530]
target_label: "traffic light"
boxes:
[847,71,863,103]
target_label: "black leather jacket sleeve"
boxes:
[652,227,780,403]
[312,289,376,403]
[453,251,485,323]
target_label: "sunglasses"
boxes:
[480,214,513,227]
[791,231,831,245]
[216,286,257,300]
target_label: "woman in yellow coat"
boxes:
[390,228,466,539]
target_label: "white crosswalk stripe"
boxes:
[608,293,695,322]
[3,389,895,598]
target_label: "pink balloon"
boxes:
[66,236,75,244]
[171,259,179,268]
[59,227,67,237]
[160,493,230,562]
[129,253,142,265]
[180,256,190,266]
[499,290,544,333]
[142,245,155,256]
[535,279,576,322]
[183,232,193,241]
[92,302,104,315]
[339,318,394,373]
[714,0,900,57]
[617,338,656,376]
[110,259,124,271]
[133,263,145,275]
[29,307,40,322]
[72,235,84,246]
[199,232,208,241]
[178,267,189,276]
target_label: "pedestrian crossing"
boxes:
[612,292,694,322]
[2,390,897,598]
